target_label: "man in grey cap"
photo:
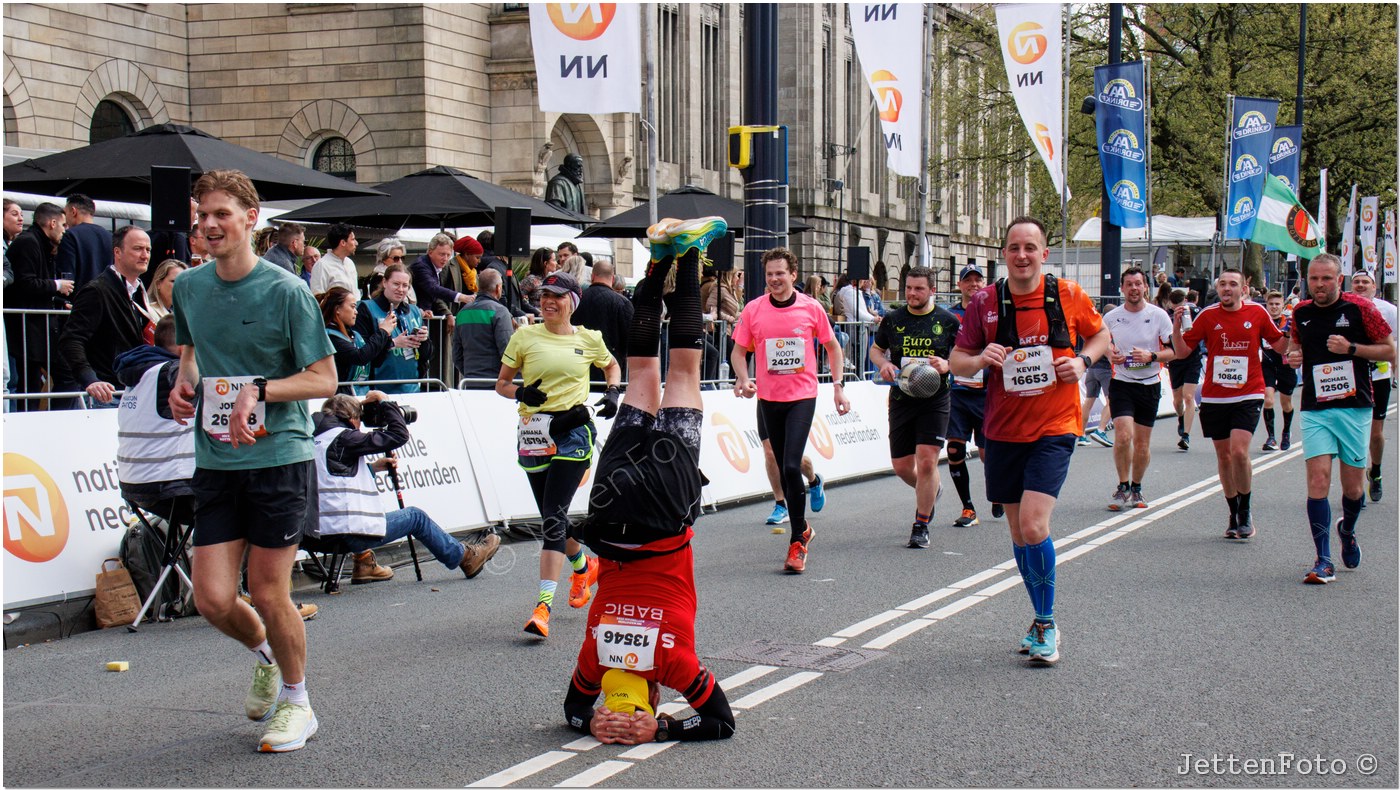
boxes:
[944,263,1002,527]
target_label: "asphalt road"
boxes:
[3,413,1396,788]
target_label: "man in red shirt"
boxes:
[1171,268,1288,539]
[951,217,1109,664]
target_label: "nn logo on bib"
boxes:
[548,3,617,40]
[4,454,70,564]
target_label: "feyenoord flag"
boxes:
[529,4,641,114]
[849,4,925,177]
[1251,175,1320,260]
[1360,196,1380,271]
[996,4,1068,199]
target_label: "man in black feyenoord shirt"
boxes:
[870,265,962,549]
[1286,253,1395,584]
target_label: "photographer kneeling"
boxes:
[312,391,500,582]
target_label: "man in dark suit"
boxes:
[5,202,73,409]
[59,225,152,407]
[56,194,114,291]
[572,260,634,383]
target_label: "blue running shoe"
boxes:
[646,218,683,262]
[667,216,729,258]
[1337,518,1361,569]
[1304,558,1336,584]
[1089,428,1113,448]
[1026,621,1059,663]
[1280,434,1292,451]
[1076,434,1091,447]
[1017,624,1035,654]
[766,503,789,525]
[808,474,826,513]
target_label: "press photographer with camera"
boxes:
[312,391,500,583]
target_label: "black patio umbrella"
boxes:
[276,165,594,230]
[1,123,383,202]
[577,184,814,239]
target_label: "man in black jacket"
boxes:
[57,193,114,291]
[312,392,500,582]
[59,225,152,407]
[5,202,73,409]
[572,260,634,383]
[476,230,528,319]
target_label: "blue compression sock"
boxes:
[1023,537,1056,622]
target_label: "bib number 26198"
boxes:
[201,376,267,442]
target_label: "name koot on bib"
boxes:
[1312,360,1357,402]
[517,413,557,456]
[201,376,267,442]
[765,337,806,375]
[596,614,660,671]
[1211,355,1248,388]
[1002,346,1055,396]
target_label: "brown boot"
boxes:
[459,533,502,579]
[351,550,394,584]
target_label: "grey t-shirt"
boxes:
[172,259,334,470]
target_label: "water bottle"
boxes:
[718,361,731,382]
[1180,306,1194,333]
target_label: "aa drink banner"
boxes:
[1360,196,1380,272]
[849,3,924,177]
[996,4,1068,199]
[529,4,641,114]
[1094,61,1148,229]
[1384,210,1397,281]
[1267,125,1301,194]
[1340,184,1358,273]
[1224,96,1278,239]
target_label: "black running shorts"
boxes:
[588,405,704,535]
[888,392,950,457]
[191,461,318,549]
[1108,379,1161,427]
[1198,400,1263,441]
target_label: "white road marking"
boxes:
[729,671,824,710]
[553,760,633,787]
[468,751,575,787]
[832,609,906,638]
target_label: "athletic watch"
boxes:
[653,719,672,742]
[1349,343,1358,356]
[1150,352,1159,363]
[1077,354,1092,368]
[252,377,268,402]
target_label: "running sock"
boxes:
[1371,463,1382,479]
[566,550,588,573]
[1130,481,1142,492]
[663,248,704,351]
[949,461,973,509]
[1226,494,1240,523]
[1282,409,1294,439]
[250,640,275,666]
[1237,491,1252,525]
[280,680,309,707]
[914,511,931,527]
[537,579,558,609]
[1340,495,1364,534]
[1022,537,1056,622]
[626,254,673,358]
[1307,497,1332,560]
[1262,408,1276,440]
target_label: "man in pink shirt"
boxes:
[731,248,851,573]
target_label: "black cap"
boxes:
[540,271,582,297]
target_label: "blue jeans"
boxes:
[338,506,465,569]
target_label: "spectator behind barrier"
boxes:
[354,263,430,394]
[453,266,515,388]
[410,233,474,323]
[146,258,188,325]
[520,247,557,317]
[58,225,152,407]
[365,237,413,307]
[477,229,528,319]
[312,391,501,582]
[572,260,634,384]
[263,222,304,274]
[320,286,394,397]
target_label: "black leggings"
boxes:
[527,460,589,553]
[759,398,817,541]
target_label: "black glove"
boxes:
[595,385,621,420]
[549,404,591,439]
[515,379,548,408]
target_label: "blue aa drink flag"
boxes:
[1224,96,1279,239]
[1267,125,1301,193]
[1093,61,1148,229]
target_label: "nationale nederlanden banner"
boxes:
[996,3,1068,200]
[849,3,925,178]
[530,3,641,114]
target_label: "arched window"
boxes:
[312,137,356,181]
[90,99,135,144]
[3,94,17,147]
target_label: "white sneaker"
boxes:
[245,663,281,722]
[258,701,319,753]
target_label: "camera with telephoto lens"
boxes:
[361,399,418,427]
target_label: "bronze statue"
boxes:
[545,153,586,215]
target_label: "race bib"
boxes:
[200,376,267,442]
[1211,355,1249,388]
[765,337,806,375]
[953,368,985,389]
[1002,345,1055,396]
[1123,352,1153,370]
[517,413,557,456]
[1312,360,1357,402]
[596,614,660,672]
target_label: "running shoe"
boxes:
[1235,517,1255,540]
[1108,483,1130,512]
[1280,434,1291,451]
[1224,520,1239,540]
[765,503,790,525]
[1076,434,1091,447]
[908,523,930,549]
[1178,435,1190,451]
[808,474,826,513]
[991,503,1005,519]
[1261,438,1278,452]
[1130,488,1148,509]
[667,216,729,258]
[569,556,599,608]
[1017,624,1035,654]
[1089,428,1113,447]
[1304,558,1336,584]
[523,602,551,637]
[1369,472,1383,502]
[784,541,808,573]
[645,218,683,260]
[953,509,979,528]
[1026,621,1060,664]
[258,701,318,753]
[246,662,282,722]
[1337,518,1361,569]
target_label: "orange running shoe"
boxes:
[523,602,551,637]
[784,541,807,573]
[569,556,599,608]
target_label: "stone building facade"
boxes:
[3,2,1027,291]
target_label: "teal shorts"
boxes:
[1301,408,1370,467]
[518,420,595,472]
